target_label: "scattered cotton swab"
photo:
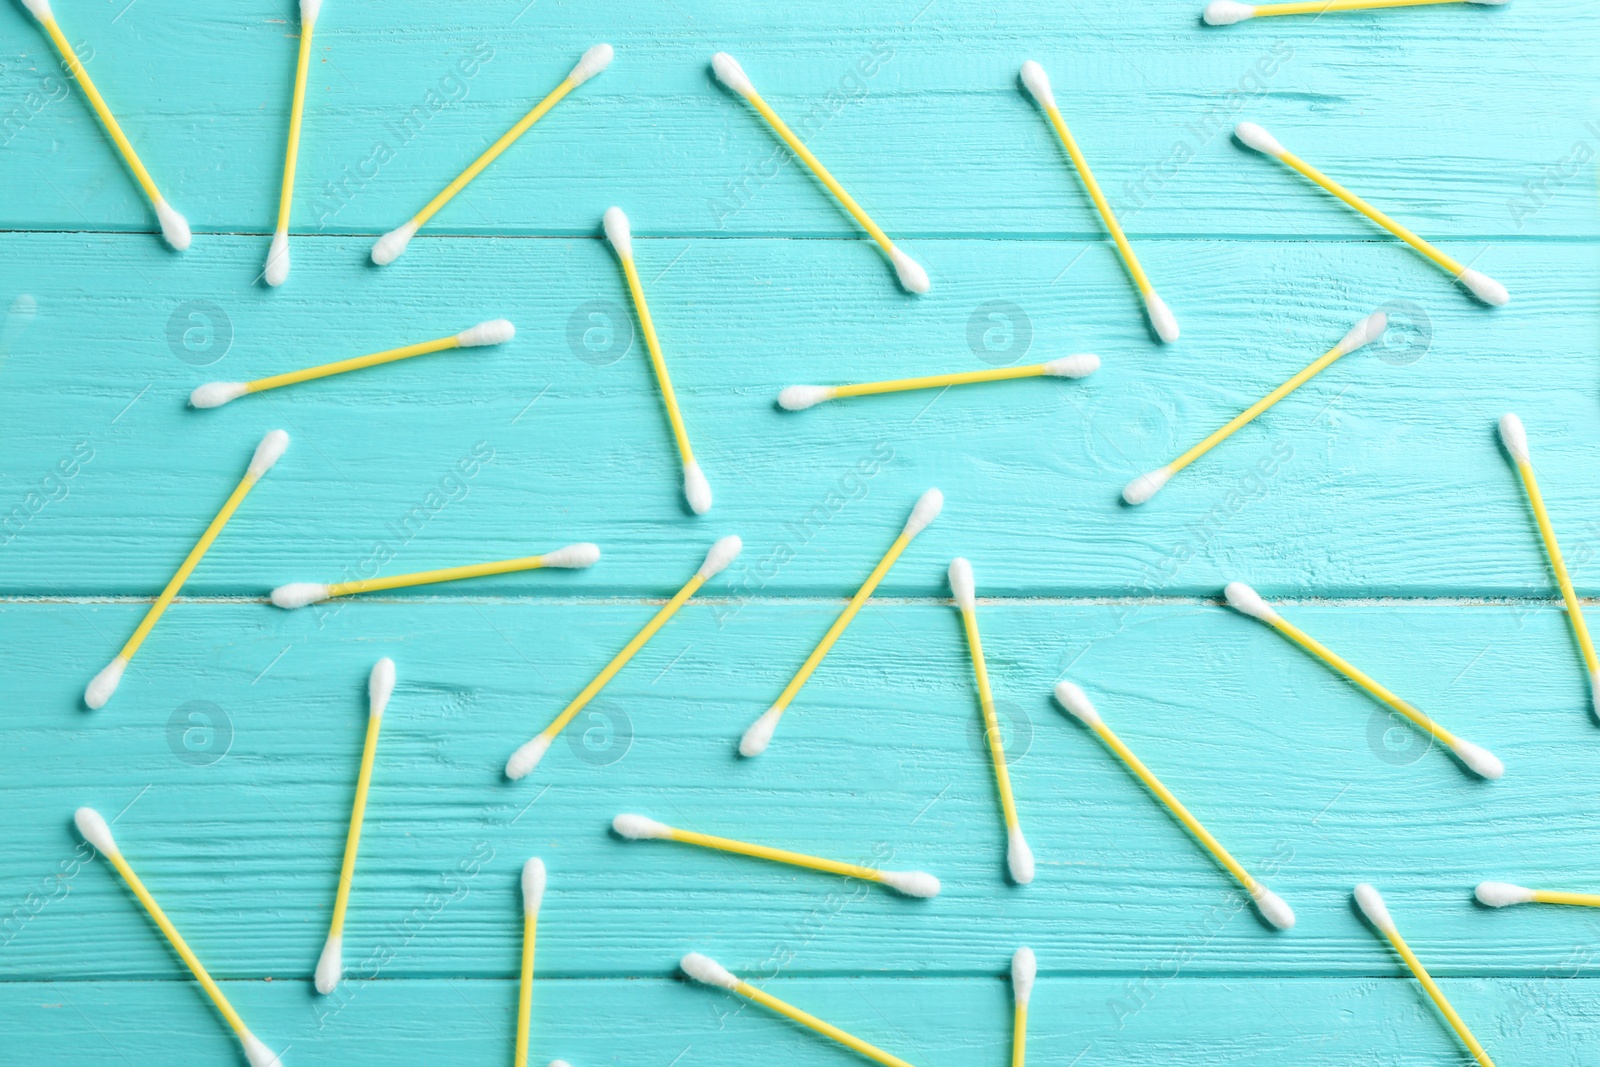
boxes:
[1476,881,1600,909]
[1355,884,1496,1064]
[316,657,393,995]
[1053,681,1295,929]
[950,558,1034,884]
[681,952,919,1067]
[1205,0,1507,25]
[371,45,612,265]
[1234,121,1507,306]
[1224,581,1503,778]
[19,0,189,249]
[711,52,928,294]
[1011,947,1035,1067]
[85,430,289,709]
[271,543,598,609]
[604,207,712,514]
[1122,311,1386,505]
[264,0,321,285]
[191,320,514,407]
[506,536,742,779]
[74,808,283,1065]
[1499,413,1600,720]
[740,489,942,757]
[1021,61,1177,342]
[514,857,546,1067]
[779,355,1098,411]
[613,814,939,897]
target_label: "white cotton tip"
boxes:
[778,385,837,411]
[314,934,342,995]
[1234,121,1285,158]
[299,0,321,23]
[264,231,290,287]
[1457,267,1510,307]
[241,1033,283,1067]
[697,535,743,580]
[890,247,930,294]
[1203,1,1257,24]
[456,319,515,347]
[612,813,673,840]
[878,870,941,898]
[248,429,290,478]
[20,0,53,22]
[710,52,754,98]
[1498,413,1530,464]
[371,220,418,265]
[681,952,740,990]
[369,657,395,719]
[1448,738,1504,780]
[1335,311,1388,355]
[541,542,601,569]
[948,557,976,611]
[1011,947,1037,1005]
[270,582,330,609]
[739,706,782,757]
[903,487,944,538]
[1052,679,1101,725]
[1042,353,1099,378]
[567,43,613,86]
[84,656,128,710]
[1007,827,1035,886]
[1144,292,1179,343]
[1251,885,1296,929]
[1121,467,1172,505]
[1354,883,1396,933]
[1591,673,1599,720]
[73,807,118,855]
[549,1062,573,1067]
[189,381,248,408]
[506,735,552,780]
[602,206,633,260]
[684,461,713,515]
[1475,881,1535,907]
[155,200,191,251]
[522,857,546,917]
[1223,581,1280,624]
[1019,60,1055,110]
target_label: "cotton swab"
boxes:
[604,207,711,514]
[1477,881,1600,909]
[740,489,943,757]
[73,808,282,1066]
[612,814,940,897]
[1224,582,1503,778]
[1053,681,1295,928]
[506,536,742,779]
[950,559,1034,884]
[779,355,1098,411]
[19,0,190,250]
[1355,884,1496,1066]
[1122,311,1386,505]
[1011,947,1034,1067]
[681,953,920,1067]
[1234,122,1508,306]
[191,320,514,407]
[264,0,320,286]
[711,52,929,295]
[1499,414,1600,718]
[371,45,613,265]
[85,429,289,709]
[514,858,546,1067]
[315,658,393,995]
[1206,0,1506,24]
[272,542,599,609]
[1021,62,1178,343]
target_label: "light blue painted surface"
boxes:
[2,0,1599,1064]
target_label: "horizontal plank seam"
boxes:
[2,594,1595,607]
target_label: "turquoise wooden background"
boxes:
[3,0,1599,1062]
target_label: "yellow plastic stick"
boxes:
[683,953,919,1067]
[1211,0,1496,23]
[270,543,599,610]
[1478,881,1600,909]
[264,0,319,285]
[515,858,545,1067]
[1534,890,1600,907]
[1122,312,1385,505]
[778,354,1098,411]
[1011,947,1035,1067]
[505,537,743,779]
[740,490,943,757]
[315,659,393,996]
